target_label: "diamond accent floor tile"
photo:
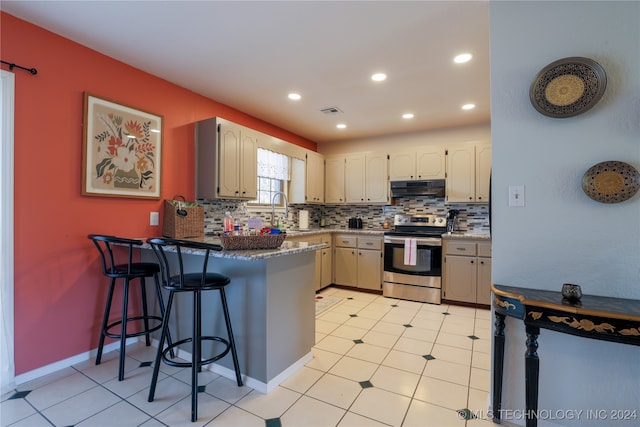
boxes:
[359,380,374,389]
[423,354,436,360]
[10,390,31,399]
[265,417,282,427]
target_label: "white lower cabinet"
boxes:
[333,234,382,291]
[442,239,492,305]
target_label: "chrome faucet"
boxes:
[271,191,289,228]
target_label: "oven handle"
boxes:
[383,236,442,246]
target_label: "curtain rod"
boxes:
[1,60,37,75]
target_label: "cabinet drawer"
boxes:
[358,236,382,250]
[478,242,491,257]
[445,241,477,256]
[320,234,332,246]
[334,234,357,248]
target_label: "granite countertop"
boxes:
[286,228,386,236]
[286,228,490,240]
[441,232,491,241]
[135,237,327,261]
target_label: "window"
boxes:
[250,148,289,206]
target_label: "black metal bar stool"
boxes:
[147,237,243,422]
[88,234,173,381]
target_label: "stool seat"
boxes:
[147,237,242,422]
[164,272,230,291]
[88,234,173,381]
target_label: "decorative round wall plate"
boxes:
[581,161,640,203]
[530,57,607,118]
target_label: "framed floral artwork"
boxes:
[82,93,163,199]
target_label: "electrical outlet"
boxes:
[150,211,159,226]
[508,185,525,207]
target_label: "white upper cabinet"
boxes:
[345,155,366,203]
[445,142,491,203]
[305,151,325,203]
[365,153,389,203]
[196,117,257,200]
[325,156,346,203]
[345,153,388,204]
[289,151,325,204]
[389,146,445,181]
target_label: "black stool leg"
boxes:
[153,273,175,358]
[96,278,116,365]
[149,290,174,402]
[140,277,151,347]
[191,290,201,422]
[220,288,243,386]
[118,277,131,381]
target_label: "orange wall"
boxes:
[1,12,317,375]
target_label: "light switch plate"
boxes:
[509,185,525,207]
[150,211,159,226]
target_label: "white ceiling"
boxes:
[2,0,491,144]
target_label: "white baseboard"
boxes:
[155,338,313,393]
[14,338,136,386]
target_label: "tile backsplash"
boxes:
[198,197,489,235]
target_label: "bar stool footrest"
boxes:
[161,336,231,368]
[105,315,163,339]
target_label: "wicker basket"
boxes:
[220,234,286,250]
[162,196,204,239]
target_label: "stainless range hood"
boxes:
[390,179,445,198]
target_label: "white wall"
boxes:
[317,123,490,156]
[490,1,640,426]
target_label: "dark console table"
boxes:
[491,284,640,427]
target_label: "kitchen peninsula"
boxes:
[139,238,327,393]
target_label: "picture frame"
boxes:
[82,93,163,199]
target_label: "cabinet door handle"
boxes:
[456,247,467,251]
[470,260,474,264]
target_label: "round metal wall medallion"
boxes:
[581,161,640,204]
[530,57,607,118]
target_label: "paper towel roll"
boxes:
[299,210,310,229]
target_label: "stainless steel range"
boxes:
[383,214,445,304]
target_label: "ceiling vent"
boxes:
[320,106,343,115]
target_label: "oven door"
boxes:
[383,236,442,285]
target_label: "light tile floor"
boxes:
[1,287,495,426]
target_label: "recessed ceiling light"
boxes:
[454,53,473,64]
[462,103,476,110]
[402,113,414,119]
[288,93,301,100]
[336,123,347,129]
[371,73,387,82]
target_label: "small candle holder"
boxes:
[561,283,582,302]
